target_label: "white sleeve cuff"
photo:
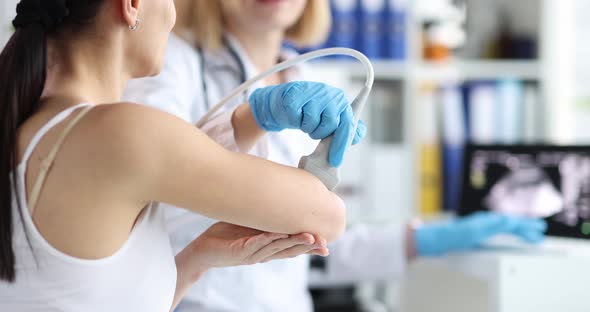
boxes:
[199,110,269,158]
[308,223,408,287]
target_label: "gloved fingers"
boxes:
[282,82,328,128]
[247,233,315,263]
[462,212,548,244]
[512,218,547,243]
[419,213,547,257]
[515,229,546,244]
[467,211,497,219]
[461,212,516,236]
[492,215,547,236]
[447,212,509,247]
[283,81,325,108]
[516,218,547,232]
[328,108,355,167]
[309,91,348,140]
[352,120,367,145]
[249,82,307,131]
[300,96,330,134]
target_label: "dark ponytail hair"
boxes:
[0,0,104,282]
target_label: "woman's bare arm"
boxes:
[101,103,346,242]
[169,222,327,311]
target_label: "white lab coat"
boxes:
[123,33,407,312]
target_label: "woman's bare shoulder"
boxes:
[80,102,202,182]
[89,102,194,144]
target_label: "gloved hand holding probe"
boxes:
[249,81,367,167]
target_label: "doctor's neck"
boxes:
[173,0,193,31]
[227,25,285,84]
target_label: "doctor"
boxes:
[124,0,548,311]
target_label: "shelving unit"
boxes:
[317,1,564,310]
[415,60,541,81]
[315,0,576,231]
[313,60,408,80]
[311,0,555,226]
[314,60,540,82]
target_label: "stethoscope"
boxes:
[198,37,249,111]
[198,37,291,111]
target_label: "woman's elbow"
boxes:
[326,193,347,242]
[312,191,347,243]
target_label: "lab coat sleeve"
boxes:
[199,110,269,157]
[308,223,408,287]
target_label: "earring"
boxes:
[129,19,141,31]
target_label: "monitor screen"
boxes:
[459,144,590,239]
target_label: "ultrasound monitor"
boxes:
[459,144,590,239]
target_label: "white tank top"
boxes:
[0,104,177,312]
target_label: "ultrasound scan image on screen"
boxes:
[459,145,590,239]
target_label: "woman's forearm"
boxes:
[169,245,208,311]
[231,103,266,152]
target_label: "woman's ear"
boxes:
[121,0,142,29]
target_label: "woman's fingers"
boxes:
[306,247,330,257]
[245,232,290,249]
[262,243,326,262]
[246,233,315,263]
[306,234,329,257]
[264,233,329,261]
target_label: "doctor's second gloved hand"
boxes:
[249,81,367,167]
[415,212,548,257]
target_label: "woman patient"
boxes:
[0,1,360,311]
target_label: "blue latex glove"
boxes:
[415,212,548,257]
[249,81,367,167]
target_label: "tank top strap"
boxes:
[20,103,92,167]
[21,104,94,213]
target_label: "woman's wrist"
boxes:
[231,103,266,152]
[175,243,209,284]
[170,244,209,311]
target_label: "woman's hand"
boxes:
[171,222,328,311]
[249,81,367,167]
[190,222,329,269]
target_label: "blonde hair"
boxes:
[189,0,332,51]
